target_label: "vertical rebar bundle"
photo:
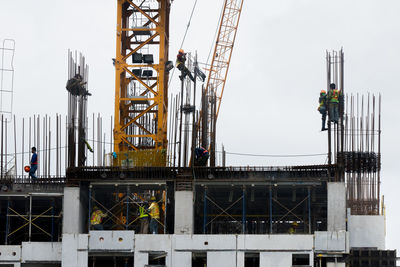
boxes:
[343,94,381,215]
[67,50,90,168]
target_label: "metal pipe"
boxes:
[269,186,272,234]
[51,198,55,241]
[88,185,92,232]
[126,185,130,230]
[242,186,246,234]
[5,199,10,244]
[203,186,207,234]
[29,195,32,241]
[308,187,311,234]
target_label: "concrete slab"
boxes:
[174,235,237,251]
[61,234,88,267]
[89,231,134,252]
[21,242,61,263]
[0,245,21,262]
[237,235,314,250]
[63,187,85,234]
[260,252,292,267]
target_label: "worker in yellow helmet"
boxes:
[288,221,298,234]
[318,90,328,131]
[147,196,160,234]
[90,206,107,230]
[327,83,342,123]
[138,202,149,234]
[176,49,195,82]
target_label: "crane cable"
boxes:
[168,0,199,87]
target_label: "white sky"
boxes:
[1,0,399,251]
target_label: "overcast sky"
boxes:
[1,0,399,251]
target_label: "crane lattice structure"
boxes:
[113,0,170,166]
[201,0,244,165]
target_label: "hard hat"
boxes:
[320,90,326,94]
[24,166,30,173]
[151,196,156,201]
[292,221,298,227]
[93,206,99,210]
[179,49,184,54]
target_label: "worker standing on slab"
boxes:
[288,221,298,234]
[138,203,149,234]
[148,196,160,234]
[176,49,195,82]
[318,90,328,131]
[29,147,38,179]
[327,83,341,123]
[91,206,107,230]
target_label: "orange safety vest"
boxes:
[91,210,104,225]
[148,202,160,219]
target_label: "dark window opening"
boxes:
[192,252,207,267]
[245,252,260,267]
[292,253,310,265]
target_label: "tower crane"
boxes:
[201,0,244,165]
[113,0,171,166]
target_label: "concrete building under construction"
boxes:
[0,0,397,267]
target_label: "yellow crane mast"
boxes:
[205,0,244,119]
[113,0,170,166]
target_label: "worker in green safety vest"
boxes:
[138,203,149,234]
[327,83,342,123]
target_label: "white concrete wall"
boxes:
[63,187,85,234]
[208,251,236,267]
[171,252,191,267]
[21,242,61,263]
[348,215,385,249]
[314,231,348,253]
[328,183,346,231]
[260,252,292,267]
[61,234,88,267]
[327,262,345,267]
[88,231,134,251]
[237,235,314,250]
[0,245,21,263]
[174,191,194,234]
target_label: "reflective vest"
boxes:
[139,206,149,218]
[318,94,326,109]
[329,89,340,103]
[91,210,104,225]
[148,202,160,219]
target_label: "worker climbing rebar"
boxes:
[176,49,195,82]
[327,83,342,123]
[318,90,328,131]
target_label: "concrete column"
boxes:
[327,182,346,231]
[174,191,194,234]
[236,251,245,267]
[207,251,236,267]
[171,252,191,267]
[134,252,148,267]
[61,234,88,267]
[260,252,292,267]
[63,187,85,234]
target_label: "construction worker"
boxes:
[91,206,107,230]
[29,147,38,179]
[318,90,328,131]
[195,147,209,166]
[66,73,91,96]
[288,221,298,234]
[138,203,149,234]
[147,196,160,234]
[327,83,341,123]
[176,49,195,82]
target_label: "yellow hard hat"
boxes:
[292,221,298,227]
[179,49,184,54]
[151,196,156,201]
